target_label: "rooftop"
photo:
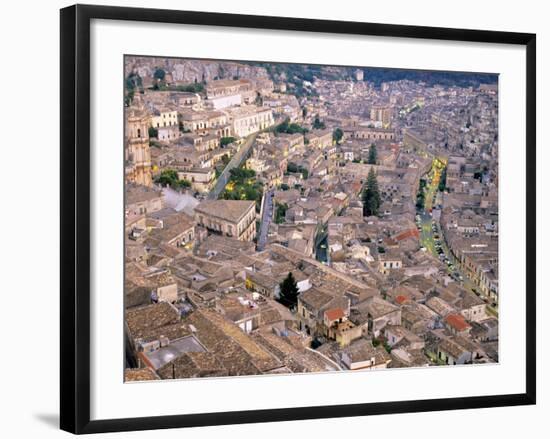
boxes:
[195,199,255,224]
[124,368,160,382]
[143,335,207,370]
[445,313,472,332]
[126,184,163,205]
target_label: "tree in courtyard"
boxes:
[155,169,179,187]
[367,143,378,165]
[154,169,190,190]
[278,272,299,308]
[333,127,344,144]
[220,136,236,147]
[175,179,191,189]
[362,167,381,217]
[312,115,326,130]
[275,202,289,224]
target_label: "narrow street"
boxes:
[257,189,274,251]
[207,132,258,200]
[314,224,329,264]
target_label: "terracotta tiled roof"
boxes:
[445,313,471,332]
[394,228,420,242]
[395,295,409,305]
[325,308,345,322]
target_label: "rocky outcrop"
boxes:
[125,56,270,84]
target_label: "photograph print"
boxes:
[124,55,499,382]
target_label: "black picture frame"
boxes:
[60,4,536,434]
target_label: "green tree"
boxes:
[276,118,307,135]
[229,167,256,182]
[416,184,426,211]
[220,136,236,147]
[174,83,204,93]
[148,126,158,139]
[287,162,308,179]
[155,169,178,187]
[154,169,190,190]
[275,202,288,224]
[153,67,166,81]
[278,272,299,308]
[362,167,381,217]
[368,144,378,164]
[125,72,144,105]
[438,167,448,191]
[176,179,191,189]
[312,115,326,130]
[287,162,299,173]
[333,127,343,144]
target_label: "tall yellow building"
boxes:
[125,98,152,187]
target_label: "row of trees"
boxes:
[416,178,426,210]
[438,167,448,191]
[276,118,308,135]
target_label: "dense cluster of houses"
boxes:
[124,57,499,382]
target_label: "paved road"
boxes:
[417,162,497,314]
[207,132,258,200]
[418,162,465,281]
[257,189,274,251]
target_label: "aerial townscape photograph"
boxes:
[124,56,499,382]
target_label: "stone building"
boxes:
[194,200,257,241]
[370,105,392,127]
[151,106,178,129]
[229,106,275,138]
[206,79,256,110]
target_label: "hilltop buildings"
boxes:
[123,57,499,381]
